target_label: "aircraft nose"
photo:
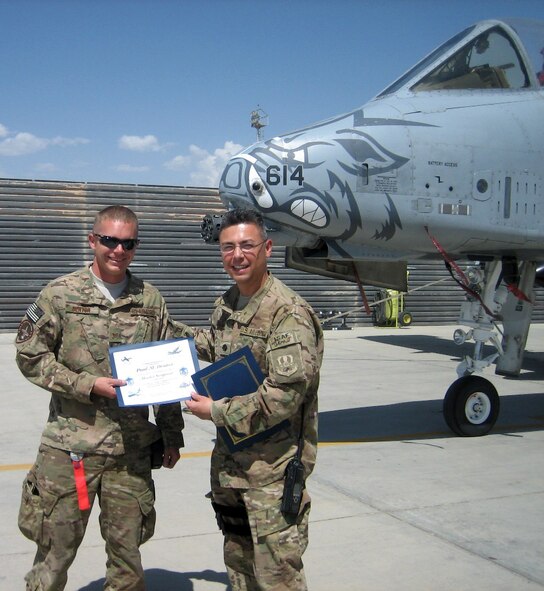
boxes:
[220,158,243,193]
[219,154,274,211]
[219,157,251,209]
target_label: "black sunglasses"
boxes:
[93,233,140,251]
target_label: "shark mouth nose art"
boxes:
[290,198,327,227]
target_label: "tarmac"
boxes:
[1,323,543,591]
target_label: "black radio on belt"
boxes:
[281,406,306,516]
[281,456,305,516]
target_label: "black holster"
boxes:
[211,501,251,537]
[150,439,165,469]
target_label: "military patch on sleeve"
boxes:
[16,301,44,343]
[25,302,44,324]
[16,318,34,343]
[272,352,300,378]
[270,332,298,350]
[270,332,303,379]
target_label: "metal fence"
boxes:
[1,178,542,332]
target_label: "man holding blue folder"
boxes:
[177,207,323,591]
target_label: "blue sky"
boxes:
[1,0,541,187]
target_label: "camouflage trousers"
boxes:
[18,444,156,591]
[212,479,311,591]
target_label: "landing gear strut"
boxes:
[443,258,536,436]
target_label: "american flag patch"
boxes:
[26,302,45,324]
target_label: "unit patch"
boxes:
[274,353,298,378]
[16,319,34,343]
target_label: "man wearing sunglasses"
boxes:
[15,205,184,591]
[173,207,323,591]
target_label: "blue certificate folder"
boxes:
[191,346,288,452]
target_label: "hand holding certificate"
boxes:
[109,338,199,407]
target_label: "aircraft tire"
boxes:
[399,311,413,326]
[443,375,500,436]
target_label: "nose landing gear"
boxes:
[443,375,500,436]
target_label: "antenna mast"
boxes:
[250,106,268,141]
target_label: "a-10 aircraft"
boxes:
[204,18,544,437]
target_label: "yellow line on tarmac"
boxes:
[0,451,214,473]
[0,463,33,472]
[1,423,541,472]
[0,440,408,473]
[180,450,212,459]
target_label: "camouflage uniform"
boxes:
[174,273,323,591]
[15,266,184,591]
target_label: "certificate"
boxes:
[109,338,199,407]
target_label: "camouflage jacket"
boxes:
[15,266,184,455]
[173,273,323,488]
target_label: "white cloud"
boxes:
[0,132,48,156]
[164,140,243,187]
[118,134,164,152]
[164,154,190,169]
[0,125,90,156]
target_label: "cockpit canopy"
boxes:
[378,19,544,96]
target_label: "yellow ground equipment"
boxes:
[372,288,413,328]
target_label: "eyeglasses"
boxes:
[93,233,140,251]
[219,240,266,255]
